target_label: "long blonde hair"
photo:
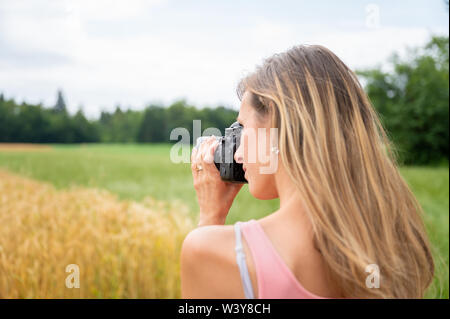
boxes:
[237,44,435,298]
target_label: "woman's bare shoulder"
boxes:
[180,224,246,298]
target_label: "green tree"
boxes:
[138,105,167,142]
[54,89,67,113]
[357,35,449,165]
[71,108,100,142]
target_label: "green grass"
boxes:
[0,144,279,224]
[400,167,449,298]
[0,143,447,298]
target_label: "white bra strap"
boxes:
[234,222,255,299]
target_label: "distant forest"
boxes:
[0,91,238,145]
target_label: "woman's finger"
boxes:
[197,137,209,162]
[197,136,211,161]
[191,146,198,170]
[202,136,213,161]
[204,138,219,163]
[201,139,220,177]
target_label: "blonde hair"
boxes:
[237,44,434,298]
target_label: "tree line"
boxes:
[0,36,448,165]
[0,93,238,144]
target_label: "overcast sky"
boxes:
[0,0,448,118]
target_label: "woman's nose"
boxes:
[234,143,244,163]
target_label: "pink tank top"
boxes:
[237,219,327,299]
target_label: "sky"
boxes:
[0,0,448,118]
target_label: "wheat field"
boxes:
[0,169,194,298]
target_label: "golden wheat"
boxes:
[0,170,194,298]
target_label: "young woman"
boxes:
[181,44,434,299]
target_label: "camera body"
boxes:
[195,121,247,184]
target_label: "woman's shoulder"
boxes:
[180,223,246,298]
[182,224,236,263]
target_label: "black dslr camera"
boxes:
[195,121,248,184]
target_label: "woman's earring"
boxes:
[271,146,279,155]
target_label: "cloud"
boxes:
[67,0,166,21]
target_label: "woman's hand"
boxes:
[191,136,244,227]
